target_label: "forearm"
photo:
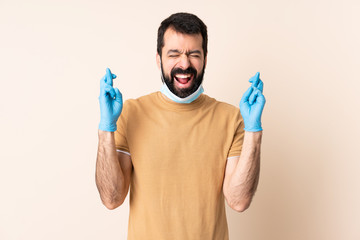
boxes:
[95,130,125,208]
[227,131,262,211]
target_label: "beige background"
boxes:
[1,0,359,239]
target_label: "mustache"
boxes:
[170,67,197,79]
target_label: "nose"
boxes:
[178,55,191,69]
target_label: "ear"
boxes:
[156,52,161,70]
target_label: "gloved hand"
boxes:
[239,72,266,132]
[98,68,123,132]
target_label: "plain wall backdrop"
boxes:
[1,0,359,239]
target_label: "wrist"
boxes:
[244,131,263,136]
[99,121,117,132]
[244,127,263,132]
[98,129,115,137]
[244,123,262,132]
[98,129,116,149]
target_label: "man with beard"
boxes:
[96,12,266,240]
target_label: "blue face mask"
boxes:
[160,83,204,104]
[159,59,204,104]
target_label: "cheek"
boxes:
[164,62,176,75]
[193,62,204,73]
[189,58,204,69]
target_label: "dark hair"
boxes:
[157,12,208,58]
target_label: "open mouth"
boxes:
[174,73,194,86]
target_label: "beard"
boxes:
[161,59,205,98]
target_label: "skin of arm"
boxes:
[223,131,262,212]
[95,130,132,210]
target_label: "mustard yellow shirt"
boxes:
[115,92,244,240]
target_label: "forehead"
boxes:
[163,28,203,53]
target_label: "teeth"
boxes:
[175,74,191,79]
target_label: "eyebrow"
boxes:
[167,49,202,55]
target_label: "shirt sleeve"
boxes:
[114,100,130,155]
[227,110,245,158]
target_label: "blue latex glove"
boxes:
[239,72,266,132]
[98,68,123,132]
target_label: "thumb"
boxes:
[249,87,260,105]
[103,84,116,99]
[240,86,253,105]
[114,88,123,104]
